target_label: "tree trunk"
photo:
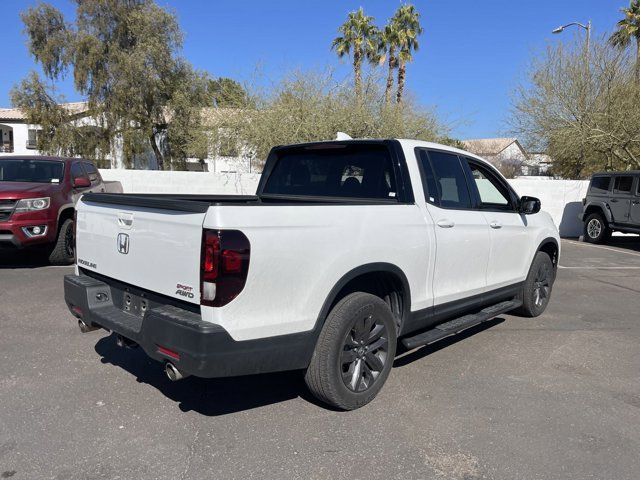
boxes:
[353,48,362,100]
[636,36,640,83]
[396,59,406,104]
[385,48,395,104]
[149,131,165,170]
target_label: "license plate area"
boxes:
[122,290,149,318]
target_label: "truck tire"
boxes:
[305,292,397,410]
[584,212,610,244]
[49,218,75,266]
[514,251,555,318]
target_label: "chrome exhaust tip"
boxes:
[165,362,188,381]
[78,319,99,333]
[115,334,138,349]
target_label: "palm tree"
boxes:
[332,8,380,99]
[392,4,424,103]
[609,0,640,81]
[379,22,400,104]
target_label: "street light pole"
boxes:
[552,20,591,65]
[551,20,592,176]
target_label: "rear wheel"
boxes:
[305,292,397,410]
[515,251,555,318]
[584,213,610,244]
[49,218,75,265]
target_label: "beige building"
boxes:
[463,137,551,176]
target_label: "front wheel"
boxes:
[584,213,610,244]
[514,251,555,318]
[305,292,397,410]
[48,218,75,265]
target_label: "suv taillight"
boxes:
[201,229,250,307]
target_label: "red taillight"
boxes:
[71,305,83,318]
[157,345,180,361]
[202,231,220,280]
[200,230,250,307]
[222,249,242,273]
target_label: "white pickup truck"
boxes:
[64,139,559,410]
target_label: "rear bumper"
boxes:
[64,273,316,378]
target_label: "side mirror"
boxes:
[519,196,541,215]
[73,176,91,188]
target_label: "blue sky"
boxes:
[0,0,625,139]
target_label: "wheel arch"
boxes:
[537,237,559,269]
[584,203,612,224]
[57,204,75,231]
[315,263,411,334]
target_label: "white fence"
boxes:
[99,170,589,237]
[100,169,261,195]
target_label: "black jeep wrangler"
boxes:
[580,171,640,243]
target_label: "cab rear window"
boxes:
[589,176,611,194]
[262,144,398,200]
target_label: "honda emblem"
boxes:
[117,233,130,254]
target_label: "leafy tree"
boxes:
[392,5,423,103]
[12,0,210,170]
[609,0,640,81]
[511,38,640,178]
[331,8,380,99]
[215,70,450,166]
[208,77,251,108]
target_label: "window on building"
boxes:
[27,129,40,149]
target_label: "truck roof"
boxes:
[591,171,640,176]
[0,155,84,164]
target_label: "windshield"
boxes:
[0,159,65,183]
[262,144,398,200]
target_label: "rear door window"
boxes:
[590,176,611,194]
[613,176,633,194]
[419,150,471,209]
[262,144,398,200]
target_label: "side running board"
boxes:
[401,300,522,350]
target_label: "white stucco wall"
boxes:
[99,169,260,195]
[510,179,589,237]
[99,169,590,237]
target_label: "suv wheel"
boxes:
[305,292,397,410]
[49,218,75,265]
[584,212,609,244]
[515,251,555,318]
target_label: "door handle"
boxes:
[489,221,502,229]
[609,198,618,203]
[437,219,455,228]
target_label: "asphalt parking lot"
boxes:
[1,238,640,480]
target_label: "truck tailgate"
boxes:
[76,195,207,305]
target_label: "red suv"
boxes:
[0,156,122,264]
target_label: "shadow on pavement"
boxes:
[94,334,326,415]
[0,249,51,269]
[606,236,640,252]
[93,319,506,415]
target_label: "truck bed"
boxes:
[82,193,261,212]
